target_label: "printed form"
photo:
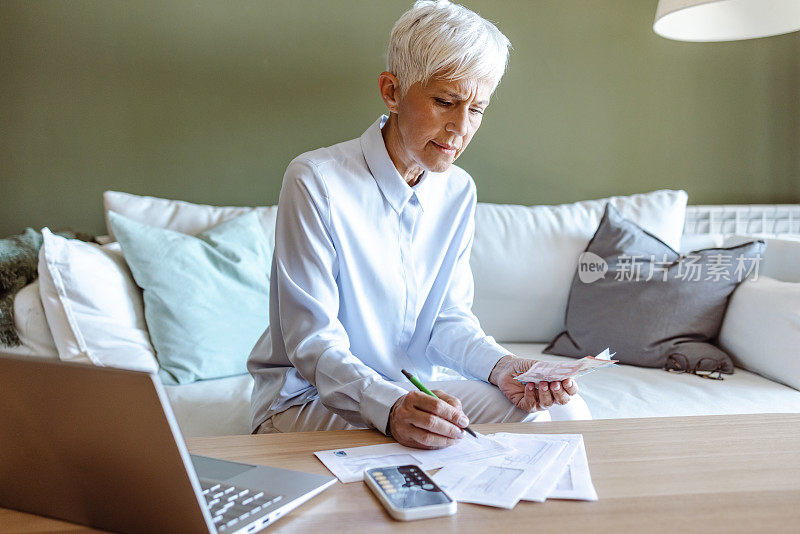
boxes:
[433,433,596,507]
[432,436,568,508]
[316,432,597,507]
[492,433,596,501]
[548,440,597,501]
[315,432,512,483]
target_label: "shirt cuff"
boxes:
[463,337,511,383]
[359,379,409,436]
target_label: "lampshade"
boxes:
[654,0,800,42]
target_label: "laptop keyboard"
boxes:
[200,480,283,532]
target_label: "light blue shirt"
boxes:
[248,115,509,434]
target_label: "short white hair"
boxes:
[387,0,511,96]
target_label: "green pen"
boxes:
[400,369,477,438]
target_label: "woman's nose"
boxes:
[446,107,469,136]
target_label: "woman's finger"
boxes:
[432,389,463,412]
[409,408,463,439]
[411,391,469,430]
[562,378,578,396]
[549,381,570,405]
[404,423,456,449]
[516,382,539,412]
[537,381,554,409]
[408,392,465,437]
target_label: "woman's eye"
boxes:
[435,98,452,106]
[470,108,484,115]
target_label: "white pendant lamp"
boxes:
[654,0,800,42]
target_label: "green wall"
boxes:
[2,0,799,237]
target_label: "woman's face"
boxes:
[391,77,493,174]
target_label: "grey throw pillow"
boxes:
[544,204,765,374]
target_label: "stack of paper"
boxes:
[432,433,596,508]
[315,432,597,508]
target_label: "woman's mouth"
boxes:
[431,141,457,155]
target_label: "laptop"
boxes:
[0,356,336,533]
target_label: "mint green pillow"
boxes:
[108,211,270,384]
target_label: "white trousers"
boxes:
[257,379,592,434]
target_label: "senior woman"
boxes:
[248,0,590,450]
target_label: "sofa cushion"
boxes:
[37,230,158,372]
[470,189,688,343]
[544,204,764,373]
[506,343,800,419]
[163,374,254,438]
[108,211,271,385]
[723,234,800,283]
[679,233,725,254]
[103,190,278,248]
[719,276,800,391]
[164,341,800,437]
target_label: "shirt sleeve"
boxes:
[425,182,510,382]
[274,158,407,434]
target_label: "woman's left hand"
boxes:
[489,355,578,412]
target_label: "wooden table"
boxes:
[2,414,799,533]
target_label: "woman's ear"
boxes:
[378,72,401,114]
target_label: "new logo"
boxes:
[577,252,608,283]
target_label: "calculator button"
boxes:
[422,483,434,490]
[372,471,383,476]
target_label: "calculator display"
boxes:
[367,465,451,508]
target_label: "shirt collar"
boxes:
[360,114,440,214]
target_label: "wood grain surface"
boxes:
[2,414,799,533]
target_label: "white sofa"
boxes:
[4,190,800,437]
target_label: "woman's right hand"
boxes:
[387,390,469,449]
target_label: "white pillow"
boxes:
[719,276,800,391]
[679,233,725,254]
[103,191,278,246]
[723,234,800,283]
[471,189,688,342]
[37,229,158,373]
[0,280,59,359]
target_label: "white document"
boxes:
[490,433,583,502]
[432,435,567,508]
[547,439,598,501]
[314,432,512,483]
[513,348,617,383]
[433,464,536,509]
